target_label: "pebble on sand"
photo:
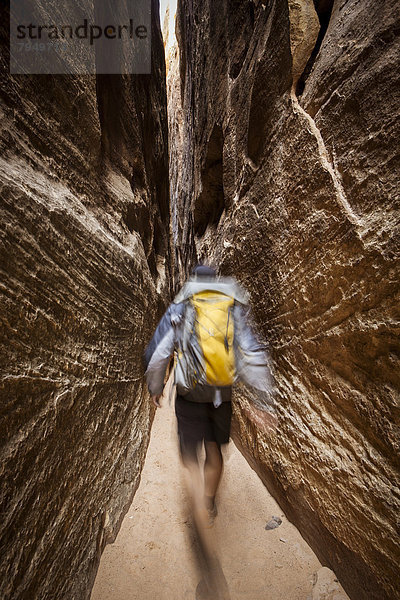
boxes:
[265,516,282,530]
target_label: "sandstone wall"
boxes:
[166,34,196,287]
[0,1,170,598]
[172,1,400,598]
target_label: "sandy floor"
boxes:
[91,384,328,600]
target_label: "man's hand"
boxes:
[152,395,162,408]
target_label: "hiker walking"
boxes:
[144,264,276,599]
[144,265,276,518]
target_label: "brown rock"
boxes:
[167,39,191,287]
[170,1,400,599]
[288,0,320,90]
[0,1,171,599]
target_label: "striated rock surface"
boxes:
[166,12,196,287]
[171,1,400,599]
[0,1,170,599]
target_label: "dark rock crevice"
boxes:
[228,0,255,80]
[194,123,225,237]
[247,1,292,165]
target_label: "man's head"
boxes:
[191,264,217,280]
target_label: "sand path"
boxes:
[91,384,345,600]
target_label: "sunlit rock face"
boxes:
[0,1,171,598]
[166,34,191,288]
[171,1,400,599]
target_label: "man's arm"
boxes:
[234,303,276,411]
[144,303,184,406]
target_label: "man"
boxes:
[144,264,276,526]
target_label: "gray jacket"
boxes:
[144,277,274,407]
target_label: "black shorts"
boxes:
[175,395,232,462]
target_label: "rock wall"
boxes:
[171,1,400,599]
[0,1,170,599]
[166,27,196,287]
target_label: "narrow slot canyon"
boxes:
[0,1,399,600]
[92,377,347,600]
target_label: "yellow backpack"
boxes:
[189,291,235,386]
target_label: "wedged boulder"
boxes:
[0,1,170,599]
[171,1,400,599]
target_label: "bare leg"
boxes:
[180,447,230,600]
[204,441,223,505]
[181,457,205,516]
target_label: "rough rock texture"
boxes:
[168,47,195,287]
[0,1,171,599]
[166,35,195,287]
[164,5,190,289]
[171,1,400,599]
